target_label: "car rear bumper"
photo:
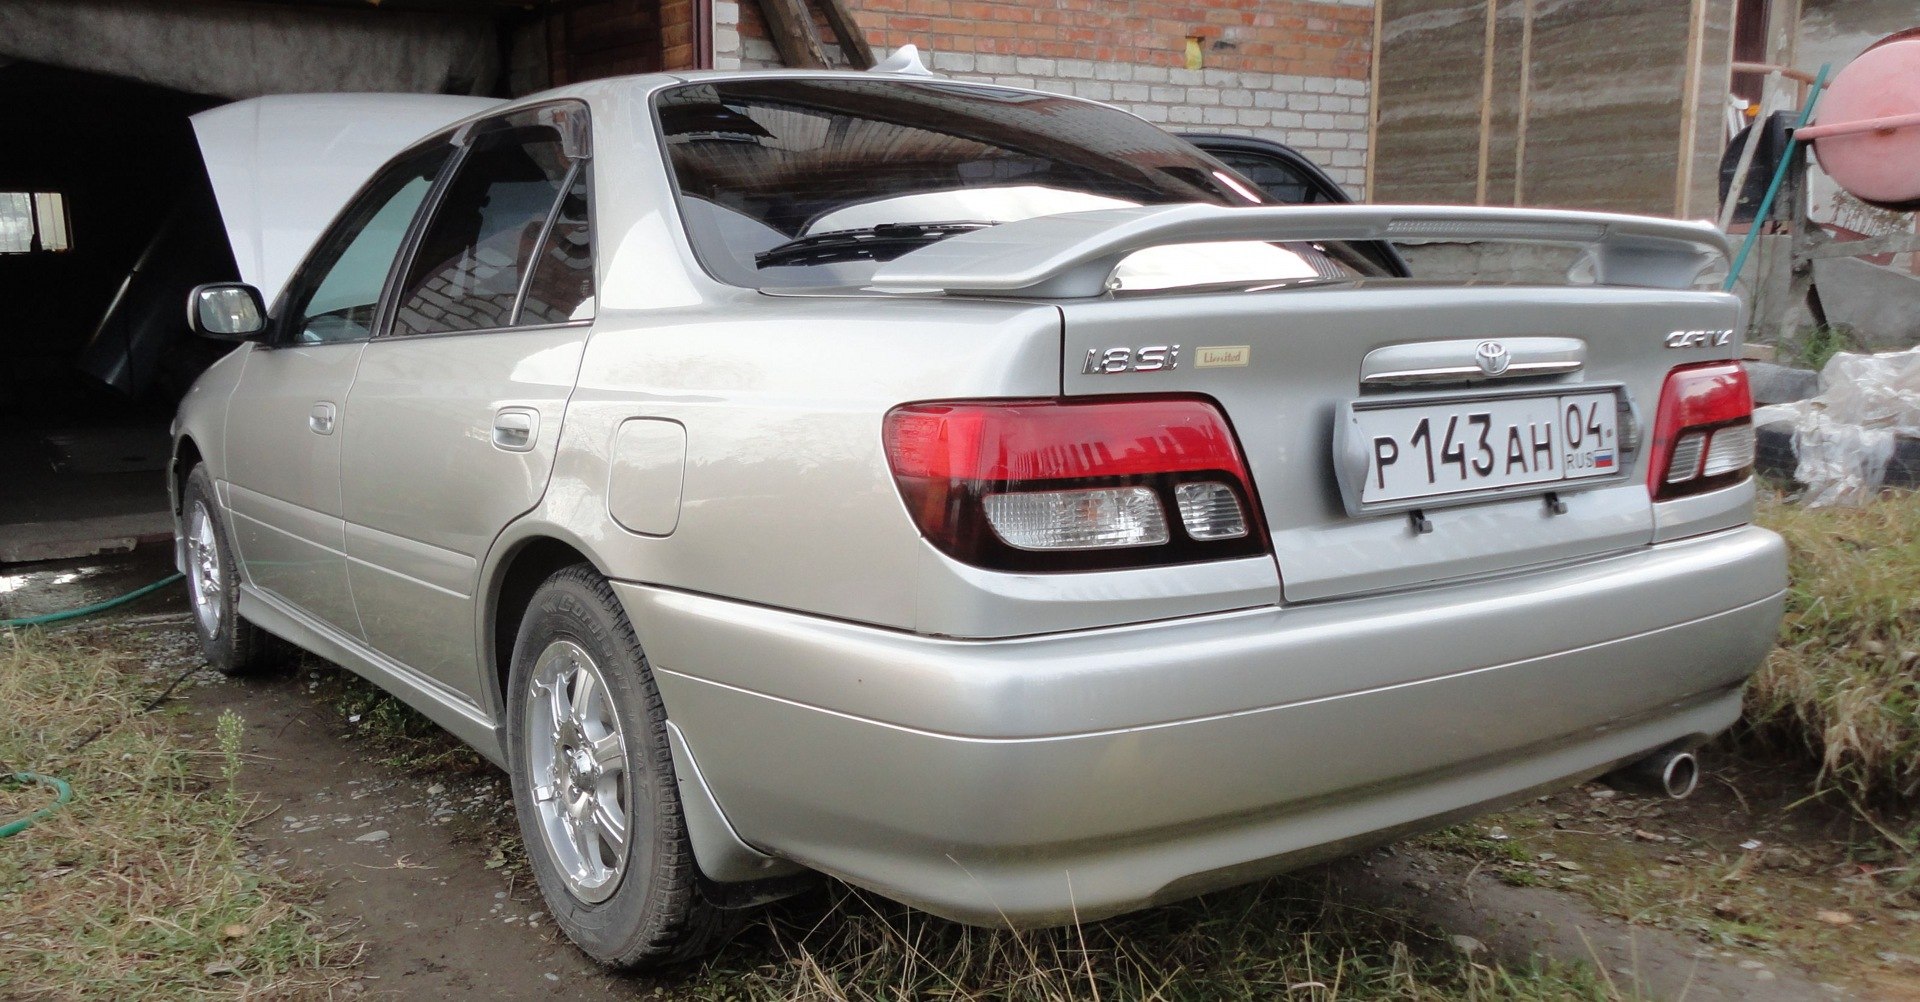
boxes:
[617,525,1786,926]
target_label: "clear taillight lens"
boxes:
[983,488,1169,550]
[1174,482,1249,540]
[884,397,1268,571]
[1647,362,1754,499]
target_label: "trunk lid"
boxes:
[1058,283,1742,601]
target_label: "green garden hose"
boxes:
[0,573,184,629]
[0,772,73,838]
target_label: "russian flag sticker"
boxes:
[1594,451,1615,469]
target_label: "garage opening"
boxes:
[0,61,230,562]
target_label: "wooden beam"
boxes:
[753,0,828,68]
[1513,0,1534,206]
[1675,0,1709,218]
[1473,0,1497,206]
[1364,0,1383,202]
[816,0,874,68]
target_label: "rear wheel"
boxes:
[181,464,281,675]
[506,564,736,967]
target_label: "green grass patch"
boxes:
[1748,494,1920,806]
[0,628,355,1000]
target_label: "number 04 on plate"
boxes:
[1332,387,1635,515]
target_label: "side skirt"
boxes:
[236,585,508,768]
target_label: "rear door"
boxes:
[1060,282,1741,602]
[339,103,595,699]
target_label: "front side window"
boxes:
[391,108,586,337]
[284,144,452,344]
[655,79,1384,291]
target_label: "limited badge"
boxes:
[1195,346,1250,368]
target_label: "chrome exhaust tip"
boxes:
[1609,747,1700,800]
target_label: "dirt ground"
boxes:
[9,547,1917,1000]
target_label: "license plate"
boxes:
[1355,391,1622,505]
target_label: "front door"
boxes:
[223,143,453,632]
[340,104,596,699]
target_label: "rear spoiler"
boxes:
[867,203,1730,298]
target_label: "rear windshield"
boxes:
[653,78,1384,291]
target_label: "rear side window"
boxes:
[391,111,587,337]
[519,170,594,324]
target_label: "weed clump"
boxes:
[1748,493,1920,803]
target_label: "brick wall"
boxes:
[711,0,1376,189]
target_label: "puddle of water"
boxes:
[0,546,185,622]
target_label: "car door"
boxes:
[339,103,595,699]
[221,142,455,633]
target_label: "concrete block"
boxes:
[1745,361,1820,405]
[1811,255,1920,350]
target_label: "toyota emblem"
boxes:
[1475,340,1511,376]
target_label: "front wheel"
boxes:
[505,564,735,967]
[180,464,281,675]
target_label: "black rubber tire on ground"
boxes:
[505,563,738,968]
[181,463,283,676]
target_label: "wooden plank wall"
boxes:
[1370,0,1734,217]
[543,0,672,85]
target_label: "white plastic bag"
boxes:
[1753,348,1920,506]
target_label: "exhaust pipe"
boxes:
[1609,747,1700,800]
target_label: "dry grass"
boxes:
[1747,493,1920,805]
[0,627,356,1000]
[681,880,1610,1002]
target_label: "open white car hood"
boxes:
[191,93,502,306]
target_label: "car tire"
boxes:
[181,463,282,676]
[506,563,737,968]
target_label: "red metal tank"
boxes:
[1805,29,1920,211]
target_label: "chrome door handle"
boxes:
[493,407,539,452]
[309,402,336,435]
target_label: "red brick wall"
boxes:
[735,0,1373,80]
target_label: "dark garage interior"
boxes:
[0,62,231,559]
[0,0,693,565]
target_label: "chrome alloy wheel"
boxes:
[185,500,224,640]
[524,639,633,903]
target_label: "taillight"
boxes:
[883,397,1269,571]
[1647,362,1754,500]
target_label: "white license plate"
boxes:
[1357,391,1622,505]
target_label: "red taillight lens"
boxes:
[884,397,1268,571]
[1647,362,1755,501]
